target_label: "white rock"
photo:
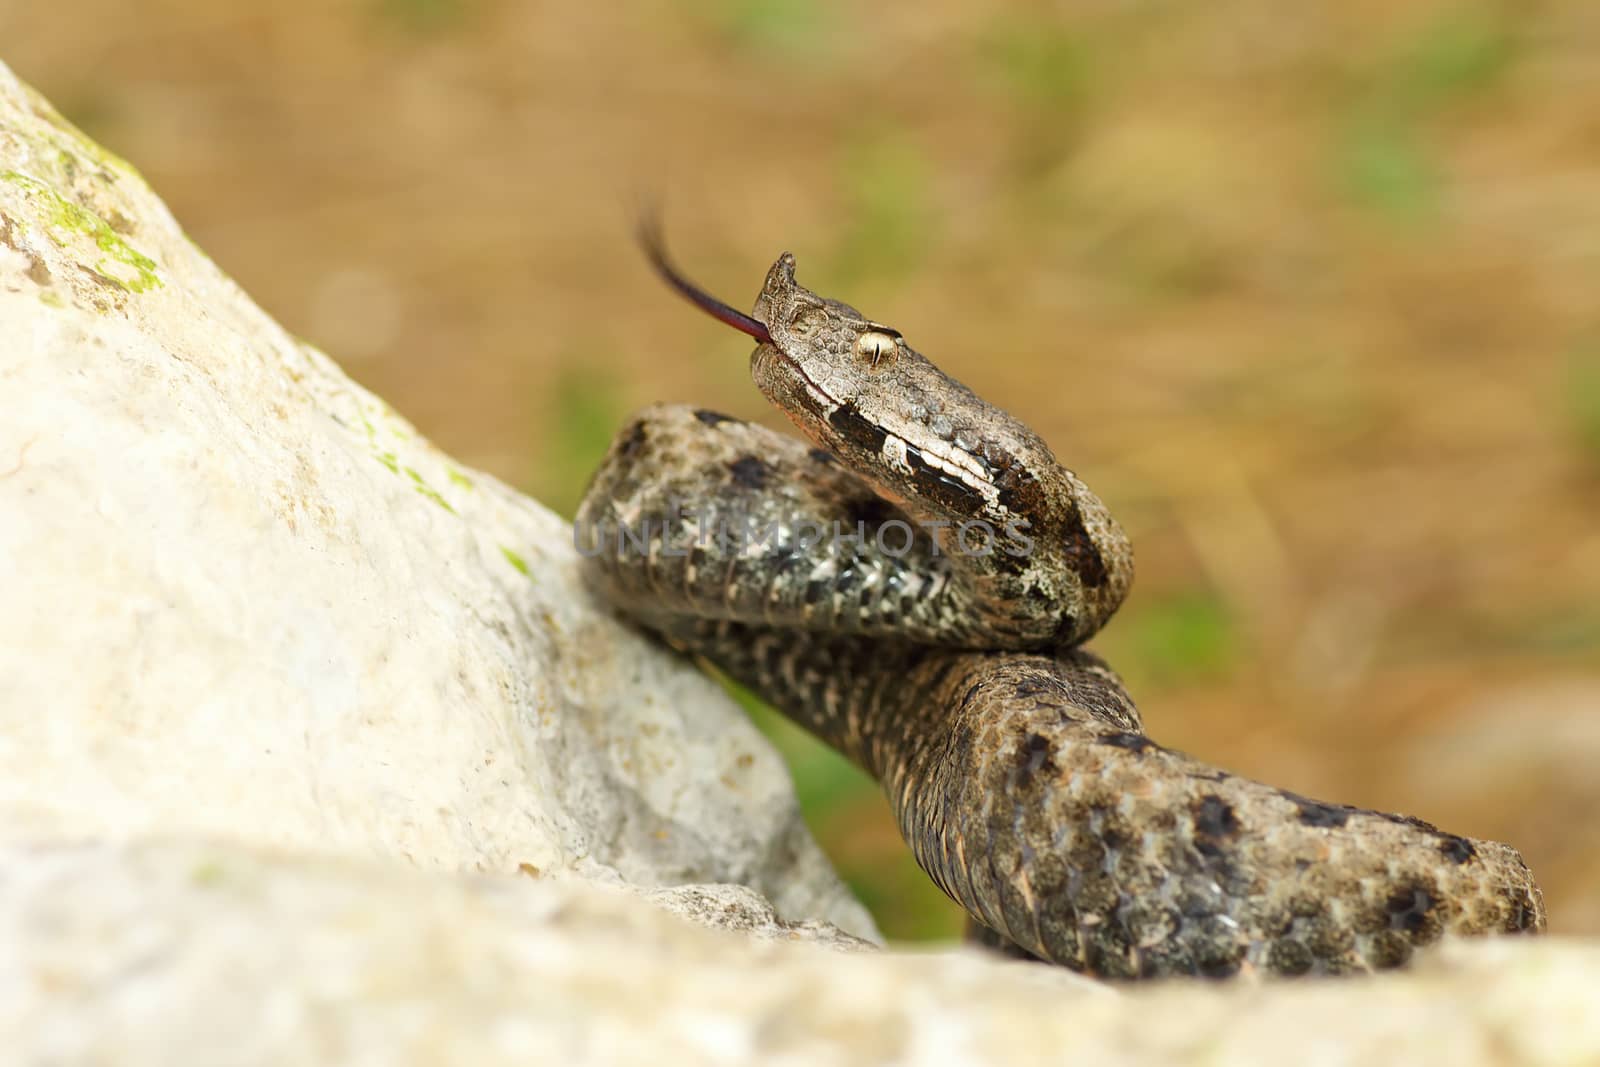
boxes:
[0,58,873,944]
[6,838,1600,1067]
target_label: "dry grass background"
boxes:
[4,0,1597,942]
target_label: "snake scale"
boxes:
[574,226,1546,979]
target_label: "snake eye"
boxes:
[854,330,899,368]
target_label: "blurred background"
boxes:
[3,0,1596,942]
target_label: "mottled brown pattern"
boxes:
[575,243,1546,979]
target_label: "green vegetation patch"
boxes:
[1105,586,1239,691]
[374,0,469,32]
[536,365,629,518]
[1337,120,1441,226]
[700,0,831,57]
[1566,345,1600,467]
[1393,4,1515,104]
[975,13,1094,110]
[1334,4,1516,226]
[827,126,936,287]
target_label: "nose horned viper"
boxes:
[574,225,1546,979]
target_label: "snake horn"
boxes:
[636,213,773,345]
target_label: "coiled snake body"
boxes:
[575,231,1546,979]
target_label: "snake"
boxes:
[573,225,1547,979]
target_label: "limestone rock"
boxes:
[0,58,872,943]
[7,838,1599,1067]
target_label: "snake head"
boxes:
[638,221,1055,520]
[752,253,905,374]
[742,252,946,455]
[740,252,1036,521]
[639,220,1135,637]
[635,221,927,461]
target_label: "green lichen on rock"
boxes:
[363,447,458,513]
[189,860,228,887]
[405,466,456,514]
[0,169,162,293]
[358,414,405,476]
[350,366,463,516]
[413,485,455,513]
